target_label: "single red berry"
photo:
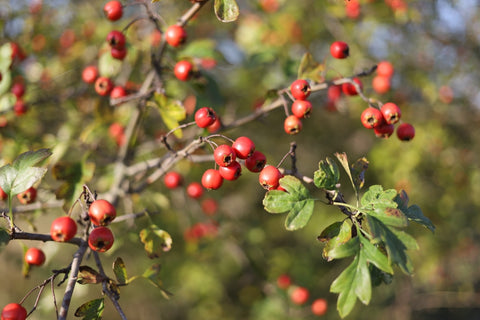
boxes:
[1,303,27,320]
[342,77,363,96]
[109,122,124,139]
[377,61,394,78]
[214,144,237,167]
[311,298,328,316]
[13,100,28,116]
[380,102,401,124]
[106,30,126,50]
[82,66,98,84]
[50,216,77,242]
[290,79,311,100]
[232,136,255,159]
[110,86,127,99]
[0,187,7,200]
[174,60,194,81]
[88,226,114,252]
[110,47,127,60]
[201,169,224,190]
[330,41,349,59]
[164,171,183,189]
[89,199,117,226]
[372,75,391,94]
[95,77,114,96]
[201,198,218,216]
[207,116,222,133]
[245,150,266,173]
[11,82,25,99]
[291,100,312,118]
[103,0,123,21]
[284,115,303,134]
[259,165,282,190]
[25,247,46,266]
[277,274,292,289]
[17,187,37,204]
[327,84,342,102]
[396,123,415,141]
[360,107,384,129]
[165,25,187,47]
[219,161,242,181]
[194,107,217,128]
[373,122,394,138]
[290,286,310,305]
[187,182,204,199]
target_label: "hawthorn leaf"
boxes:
[214,0,239,22]
[395,191,435,232]
[327,235,360,260]
[322,220,352,261]
[350,157,369,191]
[113,257,128,285]
[147,93,186,138]
[334,152,356,193]
[297,52,325,83]
[77,266,103,285]
[358,234,393,274]
[13,148,52,171]
[317,221,343,242]
[139,224,173,258]
[314,157,340,190]
[143,263,163,287]
[361,185,398,210]
[74,298,104,319]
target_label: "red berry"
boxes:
[259,165,282,190]
[95,77,114,96]
[110,86,127,99]
[330,41,349,59]
[207,116,222,133]
[311,298,328,316]
[89,199,117,226]
[201,198,218,216]
[174,60,194,81]
[82,66,98,84]
[164,171,183,189]
[327,84,342,103]
[290,79,311,100]
[50,216,77,242]
[219,161,242,181]
[374,122,394,138]
[187,182,204,199]
[290,286,310,305]
[10,42,26,65]
[1,303,27,320]
[377,61,394,78]
[284,115,303,134]
[342,77,363,96]
[245,150,266,173]
[103,0,123,21]
[110,47,127,60]
[396,123,415,141]
[13,100,28,116]
[17,187,37,204]
[232,136,255,159]
[25,247,46,266]
[291,100,312,118]
[165,25,187,47]
[372,75,391,94]
[201,169,224,190]
[214,144,236,167]
[277,274,292,289]
[0,187,7,200]
[360,107,384,129]
[194,107,217,128]
[88,226,114,252]
[106,30,126,49]
[380,102,401,124]
[109,122,124,139]
[11,82,25,99]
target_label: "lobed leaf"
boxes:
[314,157,340,190]
[359,234,393,274]
[322,220,352,261]
[395,190,435,232]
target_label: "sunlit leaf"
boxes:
[297,52,325,83]
[214,0,239,22]
[74,298,104,319]
[322,220,352,261]
[327,235,360,260]
[147,93,186,138]
[359,234,393,274]
[317,221,343,242]
[314,157,340,190]
[77,266,103,285]
[139,224,173,258]
[113,257,128,285]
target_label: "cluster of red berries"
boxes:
[372,61,394,94]
[109,122,126,146]
[0,186,37,204]
[276,274,328,316]
[183,221,218,243]
[285,79,311,135]
[82,65,127,99]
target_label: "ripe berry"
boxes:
[277,274,292,289]
[380,102,401,124]
[13,100,28,116]
[290,286,310,305]
[187,182,204,199]
[259,165,282,190]
[106,30,126,49]
[25,247,46,266]
[89,199,117,226]
[110,86,127,99]
[174,60,194,81]
[219,161,242,181]
[164,171,183,189]
[50,216,77,242]
[290,79,311,100]
[372,75,391,94]
[1,303,27,320]
[201,169,224,190]
[194,107,217,128]
[82,66,98,84]
[291,100,312,118]
[311,298,328,316]
[103,0,123,21]
[342,78,363,96]
[95,77,114,96]
[17,187,37,204]
[88,226,114,252]
[232,136,255,159]
[0,187,7,200]
[284,115,302,134]
[396,123,415,141]
[201,198,218,216]
[109,122,124,139]
[245,150,266,173]
[10,42,26,65]
[330,41,349,59]
[377,61,394,78]
[373,122,394,138]
[327,84,342,102]
[214,144,236,167]
[11,82,25,99]
[110,47,127,60]
[207,117,222,133]
[360,107,384,129]
[165,25,187,47]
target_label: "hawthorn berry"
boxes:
[10,42,26,65]
[396,123,415,141]
[259,165,282,190]
[201,169,224,190]
[291,100,312,118]
[11,82,25,99]
[342,77,363,96]
[207,117,222,133]
[372,75,391,94]
[17,186,37,204]
[89,199,117,226]
[13,100,28,116]
[109,122,124,139]
[245,150,267,173]
[194,107,217,128]
[187,182,204,199]
[360,107,384,129]
[201,198,218,216]
[110,86,127,99]
[330,41,349,59]
[380,102,401,124]
[232,136,255,159]
[0,187,7,200]
[311,298,328,316]
[174,60,194,81]
[327,84,342,102]
[50,216,77,242]
[376,60,394,78]
[25,247,46,266]
[165,25,187,47]
[106,30,126,49]
[88,226,114,252]
[110,47,127,60]
[103,0,123,21]
[284,115,303,134]
[164,171,183,189]
[214,144,236,167]
[290,286,310,305]
[95,77,114,96]
[277,274,292,289]
[290,79,311,100]
[219,161,242,181]
[1,303,27,320]
[82,66,98,84]
[373,122,394,138]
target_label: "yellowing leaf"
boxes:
[147,93,186,138]
[139,224,173,258]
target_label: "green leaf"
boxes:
[13,148,52,171]
[139,224,173,258]
[147,93,186,138]
[113,257,128,285]
[214,0,239,22]
[77,266,103,285]
[394,190,435,232]
[350,157,369,191]
[74,298,104,319]
[330,250,371,318]
[314,157,340,190]
[327,235,360,260]
[317,221,343,242]
[322,220,352,261]
[263,175,315,231]
[0,228,10,249]
[358,234,393,274]
[334,152,356,193]
[297,52,325,83]
[98,51,123,78]
[361,185,398,210]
